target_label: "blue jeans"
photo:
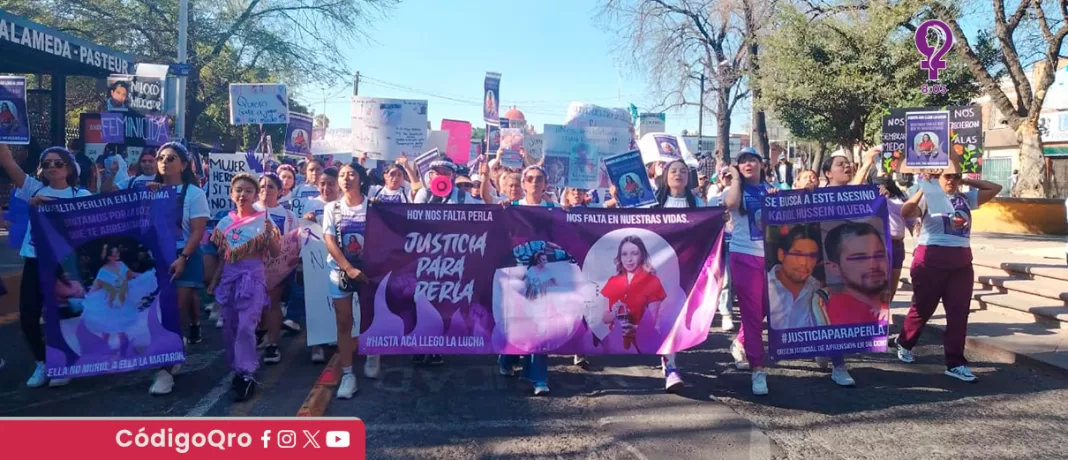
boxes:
[498,354,548,386]
[285,272,305,323]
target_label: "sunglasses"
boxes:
[457,183,474,189]
[941,174,961,180]
[41,159,67,169]
[157,155,180,163]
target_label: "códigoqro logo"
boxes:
[0,417,365,460]
[915,19,954,95]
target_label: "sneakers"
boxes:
[664,368,684,393]
[945,365,978,382]
[187,323,203,345]
[149,370,175,395]
[364,355,381,379]
[263,345,282,364]
[730,340,750,370]
[897,346,915,364]
[831,366,856,387]
[26,362,47,388]
[214,315,224,328]
[721,315,735,332]
[232,374,256,401]
[282,320,302,334]
[310,347,326,364]
[533,383,550,396]
[751,370,768,396]
[573,355,589,368]
[815,356,830,371]
[337,373,358,399]
[498,359,514,377]
[255,330,267,349]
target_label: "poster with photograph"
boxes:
[0,76,30,144]
[763,186,891,360]
[487,124,501,155]
[351,97,428,160]
[440,119,473,164]
[484,72,501,125]
[499,128,525,169]
[106,75,165,115]
[285,112,313,155]
[883,106,981,175]
[604,150,655,208]
[905,111,950,169]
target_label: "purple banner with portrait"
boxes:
[32,189,186,379]
[285,112,313,155]
[358,205,727,355]
[905,111,950,169]
[0,76,30,144]
[763,185,891,360]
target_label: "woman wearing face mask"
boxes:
[898,170,1001,382]
[322,161,376,398]
[498,165,555,396]
[209,174,280,400]
[0,144,91,388]
[368,159,413,203]
[255,173,298,365]
[290,160,324,199]
[723,148,774,395]
[145,142,211,395]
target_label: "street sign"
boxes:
[168,63,192,76]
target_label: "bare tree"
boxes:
[931,0,1068,198]
[599,0,751,160]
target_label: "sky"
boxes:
[303,0,744,137]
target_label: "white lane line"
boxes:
[365,419,588,432]
[184,371,234,417]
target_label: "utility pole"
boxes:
[698,73,704,146]
[175,0,189,140]
[353,72,360,96]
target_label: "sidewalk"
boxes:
[900,232,1068,377]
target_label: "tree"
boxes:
[599,0,751,159]
[1,0,392,145]
[926,0,1068,198]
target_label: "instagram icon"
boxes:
[277,430,297,449]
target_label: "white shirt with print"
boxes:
[322,200,368,270]
[15,177,92,258]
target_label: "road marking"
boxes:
[184,371,234,417]
[364,419,589,432]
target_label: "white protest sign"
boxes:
[207,153,255,217]
[524,133,544,161]
[565,103,634,129]
[229,83,289,125]
[302,223,359,346]
[638,113,666,137]
[351,96,428,161]
[425,130,450,154]
[543,125,630,189]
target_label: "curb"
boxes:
[296,354,341,417]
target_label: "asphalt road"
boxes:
[1,307,1066,459]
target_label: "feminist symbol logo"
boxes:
[915,20,954,81]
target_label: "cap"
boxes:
[737,147,760,162]
[778,152,786,160]
[471,173,483,183]
[455,175,474,186]
[429,159,457,172]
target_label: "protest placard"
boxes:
[229,83,289,125]
[440,119,473,163]
[0,76,30,144]
[106,75,165,115]
[351,97,428,161]
[285,112,313,155]
[604,150,655,208]
[484,72,501,125]
[905,111,951,169]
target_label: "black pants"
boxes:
[20,257,45,361]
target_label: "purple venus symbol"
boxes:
[915,19,954,81]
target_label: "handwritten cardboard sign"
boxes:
[229,83,289,125]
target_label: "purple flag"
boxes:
[764,185,891,360]
[358,205,727,355]
[32,188,186,379]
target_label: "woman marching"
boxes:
[0,143,91,387]
[146,142,211,395]
[208,173,281,400]
[322,161,377,399]
[898,167,1001,382]
[298,167,342,363]
[289,159,324,200]
[368,157,415,203]
[255,173,298,364]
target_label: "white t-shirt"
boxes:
[254,202,297,234]
[16,177,93,258]
[322,200,368,270]
[414,187,484,204]
[707,185,728,207]
[175,185,210,250]
[516,198,555,207]
[369,184,411,203]
[290,183,320,200]
[663,195,706,208]
[302,197,329,225]
[917,189,979,248]
[727,184,767,257]
[117,174,155,190]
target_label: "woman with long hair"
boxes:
[209,174,280,400]
[146,142,211,395]
[322,161,377,399]
[898,170,1002,382]
[290,159,324,199]
[255,172,297,365]
[0,143,90,388]
[276,164,298,201]
[368,159,414,203]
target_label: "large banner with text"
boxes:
[763,185,891,360]
[32,189,186,379]
[358,205,726,355]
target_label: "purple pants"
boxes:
[898,245,974,369]
[730,252,767,368]
[215,258,268,375]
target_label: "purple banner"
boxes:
[764,185,891,360]
[0,76,30,144]
[358,205,727,355]
[905,111,950,169]
[32,189,186,378]
[285,112,313,155]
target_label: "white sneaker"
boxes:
[310,347,326,364]
[149,370,175,395]
[48,378,71,387]
[730,340,750,370]
[533,383,550,396]
[336,373,357,399]
[815,356,830,370]
[897,346,915,364]
[831,366,856,387]
[721,315,735,332]
[208,308,220,322]
[945,365,978,382]
[215,316,224,328]
[26,362,47,388]
[751,371,768,396]
[364,355,381,379]
[283,319,302,333]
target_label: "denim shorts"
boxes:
[175,248,205,289]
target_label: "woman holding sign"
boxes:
[0,143,91,388]
[898,169,1001,382]
[255,173,298,365]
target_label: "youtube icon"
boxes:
[326,431,350,448]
